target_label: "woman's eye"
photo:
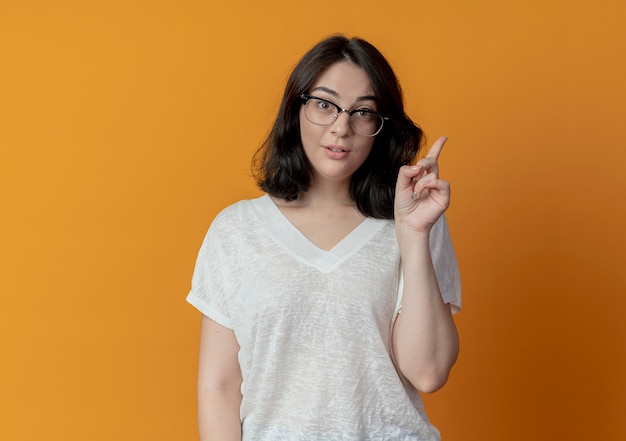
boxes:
[356,109,374,119]
[316,100,333,111]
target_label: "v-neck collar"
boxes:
[250,194,388,273]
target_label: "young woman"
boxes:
[187,35,461,441]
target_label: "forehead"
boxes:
[310,61,375,101]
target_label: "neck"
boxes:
[300,177,353,208]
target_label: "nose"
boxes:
[329,111,352,136]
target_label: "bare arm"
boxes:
[197,314,243,441]
[392,136,459,393]
[392,233,459,393]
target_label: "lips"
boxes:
[323,145,350,159]
[325,145,349,153]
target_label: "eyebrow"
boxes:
[311,86,377,103]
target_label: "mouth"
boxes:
[325,146,348,153]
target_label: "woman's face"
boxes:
[299,61,377,187]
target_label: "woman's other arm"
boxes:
[197,315,242,441]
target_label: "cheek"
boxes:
[359,139,375,158]
[299,113,322,146]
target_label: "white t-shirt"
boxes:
[187,194,461,441]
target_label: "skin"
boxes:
[392,136,459,393]
[195,61,458,440]
[197,315,242,441]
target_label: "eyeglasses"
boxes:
[300,94,389,137]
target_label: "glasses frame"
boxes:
[300,94,389,137]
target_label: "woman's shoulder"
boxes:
[208,194,268,232]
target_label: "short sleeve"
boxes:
[429,214,462,313]
[394,214,462,317]
[186,209,241,329]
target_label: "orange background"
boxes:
[1,1,625,440]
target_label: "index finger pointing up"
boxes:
[426,136,448,160]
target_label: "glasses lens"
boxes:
[351,110,383,137]
[305,98,336,125]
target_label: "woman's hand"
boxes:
[394,136,451,235]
